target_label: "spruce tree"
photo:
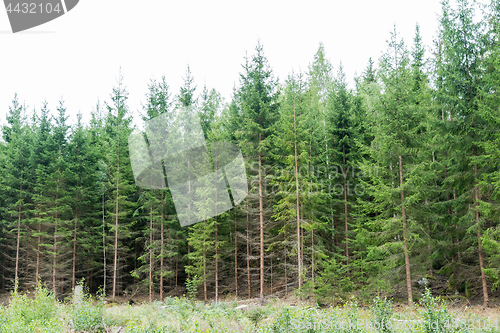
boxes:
[475,0,500,299]
[0,95,32,291]
[104,72,136,300]
[47,100,72,296]
[132,76,176,301]
[327,64,360,279]
[236,42,279,302]
[29,102,55,287]
[307,43,335,254]
[435,0,490,306]
[364,26,426,305]
[271,71,310,290]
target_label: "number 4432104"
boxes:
[6,2,62,14]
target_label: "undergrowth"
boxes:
[0,285,498,332]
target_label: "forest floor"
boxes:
[1,285,500,332]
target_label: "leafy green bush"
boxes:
[185,275,202,300]
[0,282,62,333]
[418,288,456,333]
[270,307,293,332]
[371,296,393,332]
[344,302,364,333]
[68,283,105,332]
[246,305,271,328]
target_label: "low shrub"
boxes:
[68,282,105,332]
[0,282,62,333]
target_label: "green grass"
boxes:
[0,285,499,332]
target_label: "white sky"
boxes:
[0,0,444,128]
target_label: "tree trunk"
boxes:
[73,145,80,291]
[36,221,41,282]
[15,200,22,291]
[445,157,459,286]
[2,248,5,292]
[293,103,302,289]
[332,217,336,250]
[215,156,219,303]
[149,205,153,303]
[308,88,315,284]
[175,241,178,288]
[270,257,273,294]
[187,245,190,279]
[399,153,413,305]
[425,199,432,276]
[112,142,120,301]
[53,147,62,296]
[53,222,57,295]
[14,156,23,291]
[72,208,77,290]
[234,210,238,298]
[301,223,304,286]
[215,217,218,303]
[311,229,314,283]
[160,192,164,301]
[258,134,265,302]
[284,241,288,295]
[53,178,59,296]
[247,200,251,298]
[343,145,349,275]
[86,260,90,290]
[25,248,29,291]
[102,190,106,295]
[203,244,207,301]
[474,147,489,307]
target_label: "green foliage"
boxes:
[68,283,105,332]
[417,288,455,333]
[0,290,499,332]
[185,275,202,300]
[246,305,271,328]
[482,226,500,290]
[0,282,62,333]
[370,297,393,333]
[269,307,294,332]
[314,257,355,303]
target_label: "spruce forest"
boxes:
[2,0,500,309]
